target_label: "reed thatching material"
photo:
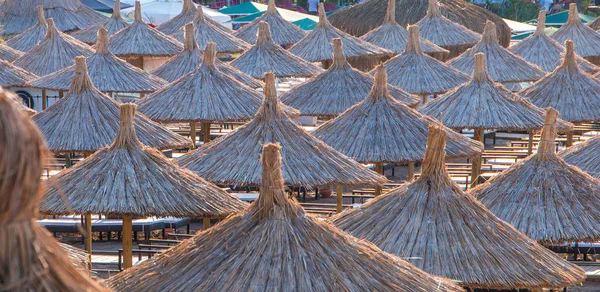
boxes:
[172,6,249,54]
[178,72,385,186]
[233,0,305,46]
[281,38,418,116]
[289,4,391,63]
[314,64,482,164]
[381,24,469,95]
[448,21,544,83]
[0,43,22,61]
[108,143,463,292]
[71,0,130,45]
[552,4,600,59]
[332,123,586,290]
[0,0,105,36]
[589,15,600,31]
[28,27,167,93]
[231,22,322,79]
[40,103,246,217]
[510,10,599,74]
[5,6,48,52]
[152,24,262,87]
[33,57,190,153]
[12,18,93,76]
[360,0,448,57]
[471,108,600,243]
[157,0,230,36]
[0,59,37,87]
[108,1,183,58]
[560,135,600,178]
[60,243,91,271]
[0,88,108,291]
[520,41,600,123]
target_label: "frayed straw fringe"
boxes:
[158,0,230,36]
[0,59,38,87]
[551,4,600,59]
[5,6,48,52]
[233,0,305,46]
[60,243,91,271]
[72,0,129,45]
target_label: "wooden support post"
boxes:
[408,162,415,181]
[470,128,484,188]
[203,122,211,144]
[375,162,383,196]
[41,89,47,110]
[84,214,92,254]
[58,91,64,98]
[421,94,428,106]
[189,122,197,149]
[203,218,211,230]
[122,215,133,269]
[566,131,574,148]
[527,131,534,155]
[65,152,72,168]
[336,185,343,213]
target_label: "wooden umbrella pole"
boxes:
[65,152,72,167]
[203,122,211,144]
[58,91,64,98]
[203,218,211,230]
[470,128,484,188]
[189,122,197,149]
[566,131,574,147]
[336,185,343,213]
[84,214,92,254]
[42,89,47,110]
[408,162,415,181]
[527,131,534,155]
[375,162,383,196]
[421,94,428,106]
[122,215,133,269]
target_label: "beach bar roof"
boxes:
[5,6,48,52]
[233,0,305,46]
[72,0,130,45]
[158,0,230,36]
[0,59,37,88]
[551,4,600,60]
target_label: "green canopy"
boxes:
[528,10,594,26]
[219,2,267,16]
[292,18,317,30]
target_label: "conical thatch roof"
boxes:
[448,21,544,83]
[281,38,419,116]
[422,53,563,131]
[471,108,600,243]
[589,15,600,31]
[233,0,305,46]
[314,64,482,164]
[152,24,262,87]
[0,89,107,291]
[511,10,599,74]
[40,103,247,217]
[0,0,105,36]
[0,59,38,87]
[172,6,249,54]
[28,27,167,93]
[560,135,600,178]
[519,41,600,123]
[0,43,22,61]
[178,72,385,186]
[5,5,47,52]
[360,0,448,56]
[157,0,230,36]
[332,123,586,290]
[289,3,391,63]
[33,57,191,153]
[71,0,130,45]
[231,22,322,79]
[107,143,463,292]
[380,24,469,95]
[108,1,183,58]
[551,4,600,59]
[12,18,93,76]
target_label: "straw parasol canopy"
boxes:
[157,0,230,36]
[107,143,463,292]
[12,18,93,76]
[589,15,600,31]
[108,1,183,58]
[233,0,305,46]
[0,43,22,61]
[5,6,47,52]
[60,243,91,271]
[152,24,262,87]
[28,27,167,93]
[171,6,249,54]
[0,59,38,88]
[448,21,545,84]
[380,24,469,96]
[281,39,418,116]
[511,10,599,74]
[33,57,191,153]
[178,72,385,187]
[519,41,600,123]
[231,22,322,79]
[471,108,600,243]
[314,63,482,164]
[71,0,130,45]
[360,0,448,57]
[0,88,108,291]
[288,3,391,64]
[332,123,586,290]
[552,4,600,62]
[560,135,600,178]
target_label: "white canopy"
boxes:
[121,0,232,27]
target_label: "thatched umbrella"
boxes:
[332,123,586,290]
[33,56,191,154]
[233,0,305,46]
[0,43,22,61]
[0,0,105,37]
[5,5,47,52]
[589,15,600,31]
[552,4,600,64]
[40,103,247,269]
[28,27,167,94]
[380,24,469,104]
[178,71,385,187]
[471,108,600,243]
[360,0,448,58]
[231,22,322,79]
[157,0,230,36]
[448,21,545,85]
[0,88,107,291]
[288,3,391,67]
[71,0,130,45]
[511,10,599,74]
[0,59,37,88]
[152,24,262,87]
[107,143,463,292]
[60,243,91,271]
[281,38,419,116]
[560,135,600,178]
[171,6,249,54]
